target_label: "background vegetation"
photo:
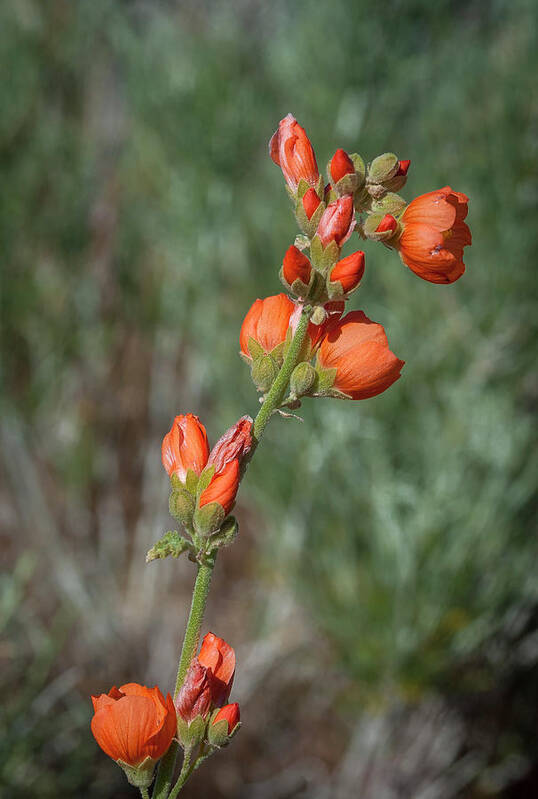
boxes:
[1,0,537,796]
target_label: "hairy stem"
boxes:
[153,304,313,797]
[252,305,312,442]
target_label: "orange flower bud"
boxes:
[239,294,295,359]
[175,661,213,723]
[330,148,355,183]
[317,195,355,247]
[329,251,365,293]
[162,414,209,482]
[212,703,240,733]
[397,159,411,176]
[397,187,471,284]
[207,415,253,474]
[302,187,321,219]
[269,113,319,193]
[282,245,312,287]
[91,683,176,768]
[317,311,404,400]
[375,214,398,234]
[198,632,235,707]
[199,458,240,516]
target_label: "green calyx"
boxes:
[116,756,156,789]
[193,501,225,538]
[371,192,407,217]
[207,716,241,748]
[309,234,340,275]
[289,361,317,399]
[177,714,208,750]
[250,353,279,393]
[368,152,399,184]
[169,486,195,528]
[362,212,402,244]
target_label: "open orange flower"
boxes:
[91,683,176,768]
[161,414,209,482]
[240,294,296,359]
[269,114,319,193]
[397,187,471,284]
[197,632,236,706]
[317,311,404,400]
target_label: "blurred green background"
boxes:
[1,0,537,796]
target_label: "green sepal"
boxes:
[368,152,399,183]
[251,354,278,393]
[196,465,216,497]
[270,341,286,367]
[371,192,407,217]
[314,363,338,393]
[177,714,207,749]
[279,266,313,301]
[185,469,199,495]
[247,337,265,361]
[326,278,346,301]
[327,156,361,198]
[169,487,195,527]
[193,501,225,538]
[310,235,340,274]
[383,173,408,193]
[116,756,156,788]
[207,515,239,551]
[170,472,182,491]
[146,531,191,563]
[350,153,366,185]
[315,387,353,400]
[289,362,317,399]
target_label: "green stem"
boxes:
[152,559,215,799]
[140,789,150,799]
[252,305,312,443]
[153,306,312,798]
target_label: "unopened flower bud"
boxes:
[376,214,398,234]
[175,661,213,724]
[269,114,319,194]
[208,703,240,746]
[281,245,312,294]
[250,354,278,393]
[368,153,399,184]
[317,196,355,248]
[207,416,253,474]
[302,188,321,220]
[329,251,365,295]
[330,149,355,183]
[290,362,317,399]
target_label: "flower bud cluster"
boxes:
[155,413,252,562]
[175,632,240,751]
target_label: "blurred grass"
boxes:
[1,0,537,796]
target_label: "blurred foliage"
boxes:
[1,0,537,796]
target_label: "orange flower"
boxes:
[330,149,355,183]
[317,311,404,400]
[162,414,209,482]
[175,661,213,723]
[239,294,295,359]
[329,251,365,294]
[302,187,321,219]
[197,632,235,706]
[269,113,319,192]
[317,195,355,247]
[282,245,312,287]
[212,703,240,733]
[199,458,240,515]
[207,415,253,474]
[397,186,471,284]
[91,683,176,767]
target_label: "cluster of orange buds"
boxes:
[175,633,240,749]
[146,414,253,563]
